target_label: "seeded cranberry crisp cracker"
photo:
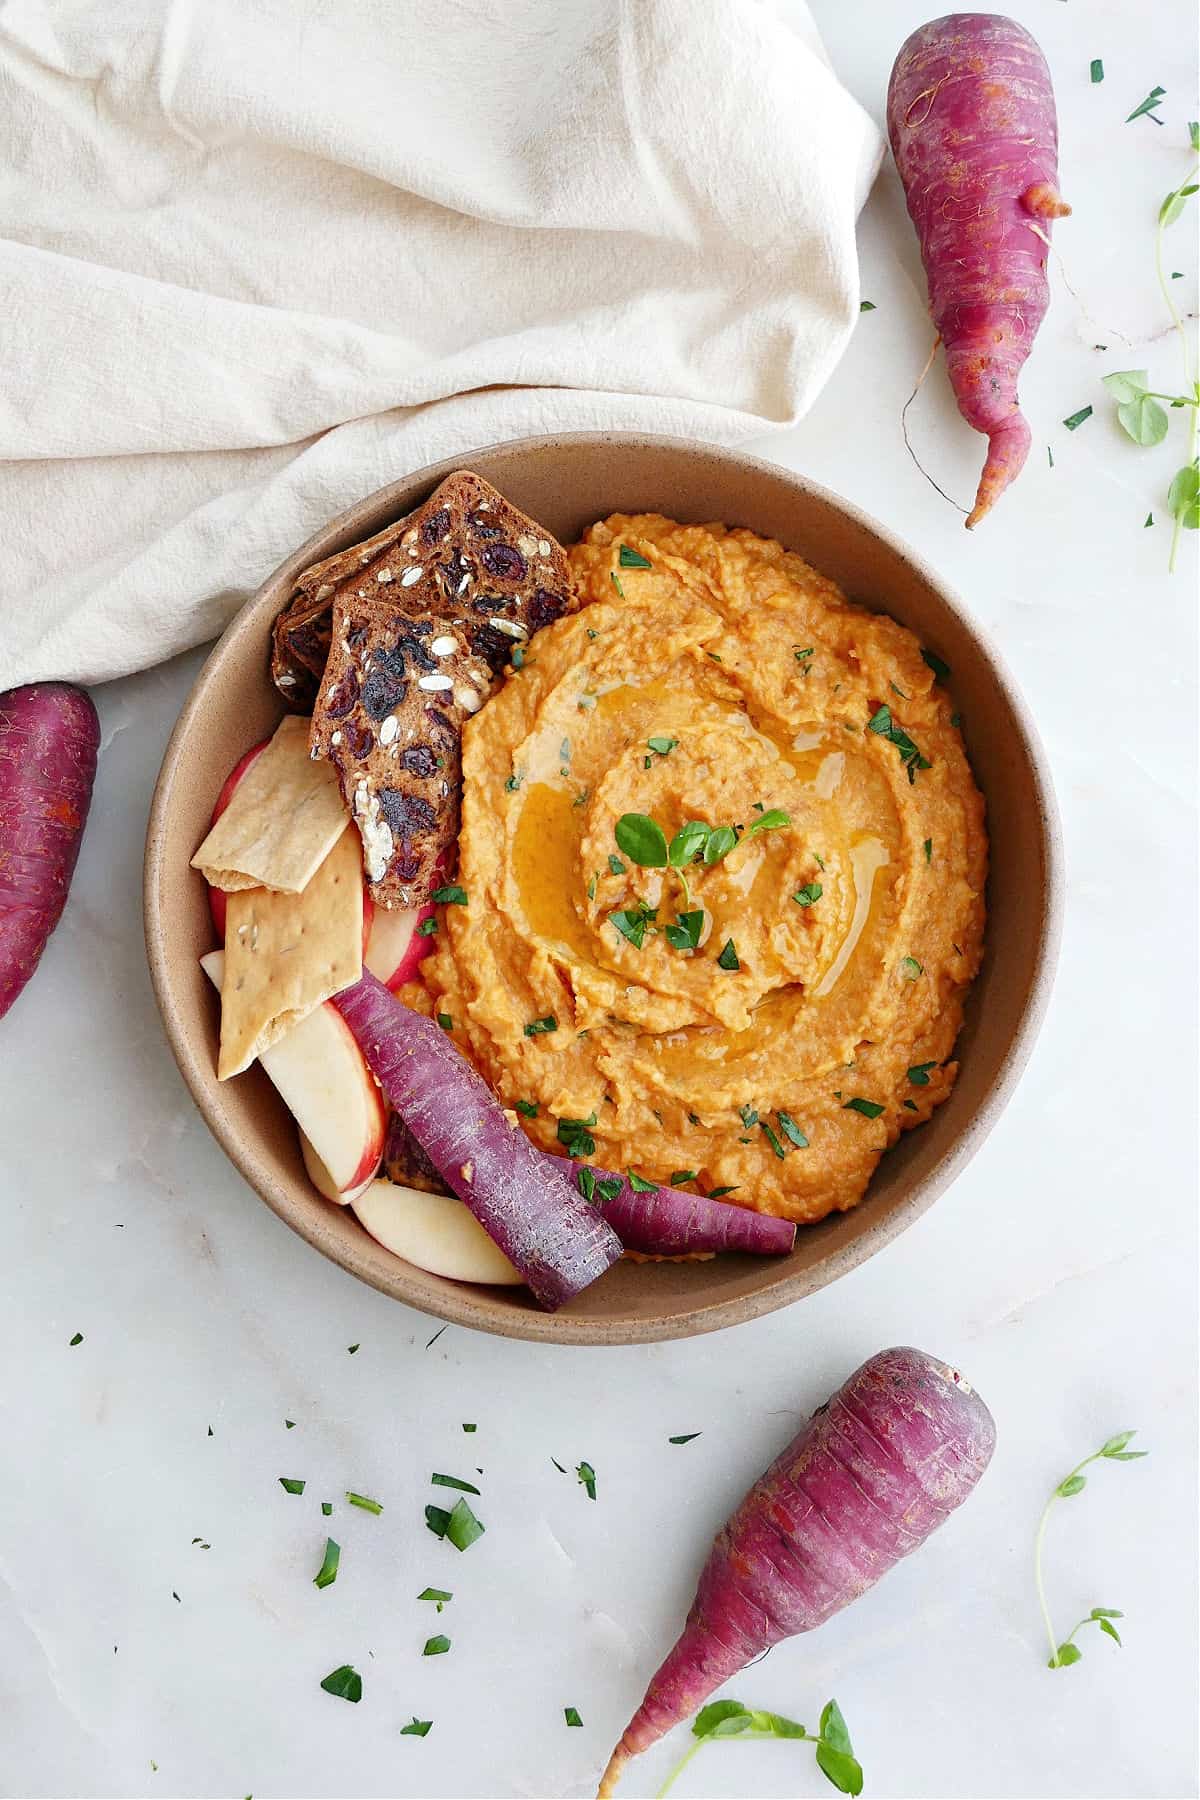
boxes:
[301,471,578,905]
[271,515,417,710]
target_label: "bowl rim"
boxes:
[144,429,1064,1345]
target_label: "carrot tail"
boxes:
[596,1745,628,1799]
[596,1615,749,1797]
[966,410,1032,528]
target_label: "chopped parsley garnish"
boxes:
[665,909,704,951]
[347,1343,359,1355]
[313,1538,340,1590]
[904,1098,919,1112]
[618,545,653,568]
[610,903,657,948]
[69,1332,83,1346]
[1090,58,1104,83]
[504,771,524,791]
[647,735,678,756]
[417,916,438,937]
[950,710,962,729]
[923,837,933,864]
[564,1706,584,1727]
[426,1505,452,1536]
[669,1170,697,1186]
[437,1012,453,1032]
[320,1665,362,1703]
[419,1587,452,1610]
[423,1635,451,1657]
[346,1491,383,1515]
[777,1111,809,1148]
[608,854,626,875]
[446,1497,485,1550]
[792,882,822,907]
[595,1175,623,1203]
[843,1097,885,1119]
[669,1433,702,1445]
[576,1461,597,1500]
[279,1478,306,1495]
[794,645,814,666]
[738,1103,759,1127]
[431,884,467,905]
[867,704,931,781]
[462,1423,476,1433]
[524,1014,558,1036]
[321,1502,332,1516]
[515,1099,538,1118]
[708,1185,738,1198]
[921,647,951,681]
[557,1113,598,1158]
[401,1718,432,1737]
[900,955,923,981]
[577,1166,597,1202]
[859,299,876,312]
[907,1061,937,1086]
[759,1118,787,1160]
[716,938,740,970]
[610,571,626,599]
[285,1420,296,1429]
[1126,85,1166,125]
[1063,405,1094,430]
[586,875,597,900]
[627,1171,657,1192]
[511,646,525,669]
[431,1473,481,1495]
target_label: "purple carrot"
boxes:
[598,1346,995,1795]
[569,1165,796,1257]
[0,683,100,1020]
[331,971,623,1309]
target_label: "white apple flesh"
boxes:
[364,899,436,990]
[200,951,386,1193]
[351,1178,522,1285]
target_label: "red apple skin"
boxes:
[389,902,436,989]
[361,892,375,960]
[207,739,270,940]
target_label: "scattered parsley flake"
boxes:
[867,703,931,781]
[68,1332,83,1346]
[284,1420,296,1429]
[900,955,923,981]
[417,916,438,937]
[647,734,678,755]
[431,884,467,905]
[524,1014,558,1036]
[777,1111,809,1148]
[431,1473,481,1495]
[419,1587,453,1610]
[907,1061,937,1086]
[708,1185,738,1198]
[843,1097,885,1119]
[313,1538,340,1590]
[423,1635,451,1657]
[347,1343,359,1355]
[619,545,653,569]
[669,1432,702,1445]
[1063,405,1093,430]
[1126,85,1166,124]
[1090,58,1104,83]
[462,1423,476,1434]
[437,1012,453,1032]
[401,1718,432,1737]
[346,1492,383,1515]
[320,1665,362,1704]
[321,1502,332,1516]
[921,647,951,681]
[627,1171,657,1192]
[515,1099,538,1118]
[557,1112,598,1158]
[576,1461,597,1500]
[923,837,933,864]
[669,1170,697,1186]
[859,299,876,312]
[279,1478,306,1495]
[504,771,524,792]
[565,1706,584,1727]
[446,1497,485,1550]
[759,1119,787,1160]
[793,882,823,907]
[611,570,626,599]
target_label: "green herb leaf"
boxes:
[665,909,705,952]
[794,645,815,665]
[608,854,626,875]
[907,1061,937,1086]
[562,1705,584,1727]
[524,1014,558,1036]
[899,955,923,981]
[669,820,711,866]
[1057,1474,1087,1498]
[867,703,931,780]
[313,1538,340,1590]
[1063,405,1094,430]
[627,1170,657,1192]
[68,1332,83,1346]
[759,1118,787,1160]
[1168,462,1200,528]
[431,1473,481,1495]
[346,1491,383,1514]
[1098,1617,1123,1645]
[618,545,653,569]
[859,299,876,312]
[430,884,468,905]
[1102,370,1149,404]
[401,1718,432,1736]
[1125,85,1166,124]
[777,1110,809,1148]
[610,904,657,949]
[1191,121,1200,149]
[615,812,668,867]
[425,1504,451,1538]
[1052,1642,1083,1667]
[279,1478,306,1495]
[843,1097,885,1119]
[446,1497,485,1550]
[320,1665,362,1703]
[703,824,738,864]
[595,1175,623,1203]
[576,1460,597,1500]
[669,1170,697,1186]
[747,808,791,836]
[1117,393,1170,446]
[716,937,740,970]
[1145,512,1154,528]
[819,1700,853,1757]
[437,1012,453,1032]
[423,1634,451,1657]
[515,1099,538,1118]
[738,1103,759,1127]
[557,1112,598,1158]
[419,1587,453,1608]
[921,647,951,681]
[816,1743,864,1795]
[1101,1430,1138,1455]
[321,1502,332,1515]
[646,735,678,756]
[694,1700,753,1740]
[576,1166,597,1202]
[504,772,524,792]
[1090,58,1104,83]
[792,882,823,907]
[669,1432,702,1444]
[417,916,438,937]
[1091,1606,1124,1618]
[610,570,625,599]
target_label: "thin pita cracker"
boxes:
[217,826,363,1079]
[191,715,348,894]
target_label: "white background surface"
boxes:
[2,2,1196,1797]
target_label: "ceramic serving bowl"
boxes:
[144,434,1062,1345]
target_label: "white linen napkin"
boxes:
[0,0,881,689]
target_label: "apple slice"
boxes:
[352,1178,522,1285]
[207,739,270,939]
[300,1130,379,1205]
[200,951,385,1192]
[364,899,436,990]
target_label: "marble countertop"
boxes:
[2,2,1195,1796]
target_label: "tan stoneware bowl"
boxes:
[145,434,1062,1345]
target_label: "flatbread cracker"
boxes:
[191,715,348,894]
[217,826,363,1079]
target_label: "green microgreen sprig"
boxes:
[1033,1430,1149,1669]
[657,1697,862,1799]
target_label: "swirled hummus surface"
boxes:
[421,516,987,1224]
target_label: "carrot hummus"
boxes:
[420,516,987,1225]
